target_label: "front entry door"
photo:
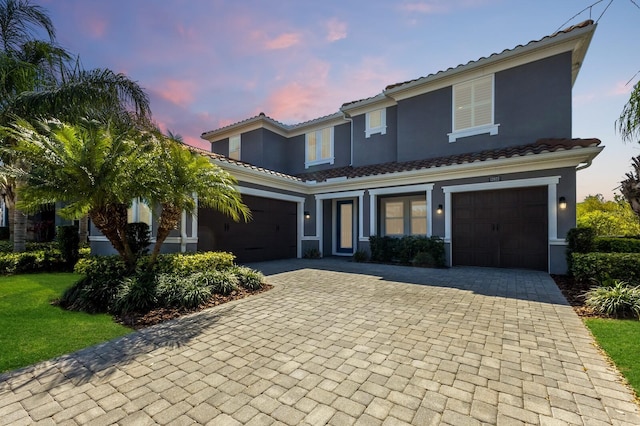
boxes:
[336,200,354,254]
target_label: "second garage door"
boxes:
[198,195,297,263]
[452,186,548,271]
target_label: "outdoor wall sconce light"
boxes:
[436,204,443,214]
[559,197,567,210]
[304,211,311,219]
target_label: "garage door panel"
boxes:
[453,187,548,271]
[198,195,297,263]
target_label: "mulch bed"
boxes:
[551,274,600,318]
[116,284,273,329]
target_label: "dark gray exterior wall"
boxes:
[397,87,451,163]
[352,106,398,167]
[284,122,352,176]
[396,52,573,163]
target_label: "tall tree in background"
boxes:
[0,0,66,251]
[577,193,640,236]
[619,81,640,218]
[0,0,152,251]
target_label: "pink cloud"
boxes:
[154,79,196,107]
[264,32,302,50]
[611,80,635,96]
[82,16,108,38]
[326,18,347,42]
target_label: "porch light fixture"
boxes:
[559,197,567,210]
[304,211,311,219]
[436,204,443,214]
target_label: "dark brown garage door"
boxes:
[198,195,297,263]
[452,187,548,271]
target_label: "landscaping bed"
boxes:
[551,274,600,318]
[117,283,273,329]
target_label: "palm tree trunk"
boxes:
[78,215,89,245]
[12,188,27,252]
[89,203,136,269]
[622,157,640,218]
[148,203,181,269]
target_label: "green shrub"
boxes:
[152,252,235,275]
[59,275,121,313]
[370,235,445,267]
[56,225,79,271]
[585,279,640,319]
[566,227,596,273]
[126,222,151,257]
[353,250,369,263]
[303,248,321,259]
[231,266,265,290]
[595,237,640,253]
[572,252,640,284]
[0,249,65,274]
[74,255,128,282]
[203,269,238,295]
[412,251,435,267]
[0,241,11,253]
[156,273,212,309]
[112,273,158,314]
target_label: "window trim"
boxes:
[448,74,499,142]
[380,195,428,237]
[305,127,334,169]
[229,135,241,160]
[128,198,153,228]
[365,108,387,138]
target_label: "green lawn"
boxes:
[0,273,131,373]
[585,318,640,397]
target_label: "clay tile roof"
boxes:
[189,146,303,182]
[295,138,601,183]
[384,19,594,92]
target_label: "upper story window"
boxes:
[229,135,241,160]
[305,127,334,168]
[448,74,499,142]
[365,108,386,138]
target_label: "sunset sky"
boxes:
[40,0,640,201]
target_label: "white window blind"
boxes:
[229,135,241,160]
[305,127,334,168]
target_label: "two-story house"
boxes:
[196,20,602,274]
[91,20,600,274]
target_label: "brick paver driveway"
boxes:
[1,259,639,425]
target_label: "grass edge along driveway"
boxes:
[0,273,131,373]
[585,318,640,399]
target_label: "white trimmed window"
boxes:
[229,135,241,160]
[365,108,386,138]
[381,196,427,236]
[410,200,427,235]
[448,74,499,142]
[305,127,334,168]
[128,199,152,226]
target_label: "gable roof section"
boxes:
[295,138,601,183]
[202,20,596,139]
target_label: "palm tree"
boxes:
[2,118,156,268]
[0,0,55,54]
[0,0,152,252]
[0,0,64,251]
[618,82,640,218]
[3,119,250,271]
[146,135,251,268]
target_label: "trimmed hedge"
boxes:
[595,237,640,253]
[0,249,65,274]
[369,235,445,267]
[572,252,640,284]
